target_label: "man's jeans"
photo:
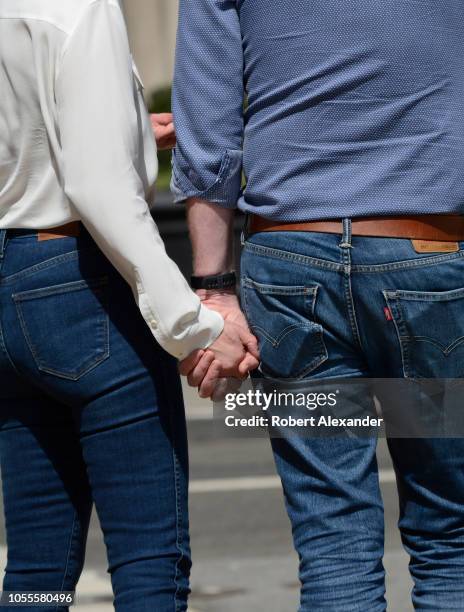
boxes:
[0,229,190,611]
[241,219,464,611]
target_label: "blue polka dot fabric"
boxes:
[172,0,464,221]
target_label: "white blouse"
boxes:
[0,0,223,359]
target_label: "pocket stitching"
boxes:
[384,287,464,302]
[404,335,464,356]
[0,251,80,286]
[243,277,317,296]
[251,322,314,348]
[14,277,110,381]
[383,289,464,379]
[383,293,411,378]
[242,277,328,379]
[12,277,108,302]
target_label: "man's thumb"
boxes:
[239,327,260,359]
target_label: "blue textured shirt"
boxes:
[171,0,464,221]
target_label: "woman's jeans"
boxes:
[241,220,464,611]
[0,228,190,611]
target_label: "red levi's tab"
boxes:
[384,307,393,321]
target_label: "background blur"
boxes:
[0,3,413,611]
[123,0,178,93]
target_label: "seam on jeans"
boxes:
[14,304,109,380]
[244,240,464,274]
[351,250,464,273]
[0,315,22,378]
[58,510,78,606]
[341,251,364,352]
[405,335,464,355]
[382,292,408,378]
[0,230,7,259]
[172,441,183,611]
[12,277,108,302]
[345,275,363,350]
[163,363,187,612]
[241,277,329,379]
[250,322,315,347]
[242,277,318,296]
[13,278,110,381]
[243,241,343,271]
[259,341,328,381]
[0,251,80,285]
[383,286,464,301]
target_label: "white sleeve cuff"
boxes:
[143,299,224,360]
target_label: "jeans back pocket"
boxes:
[384,287,464,379]
[242,276,328,380]
[13,277,109,381]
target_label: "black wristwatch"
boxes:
[191,272,237,291]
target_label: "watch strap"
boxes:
[191,272,237,291]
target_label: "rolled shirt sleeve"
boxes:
[55,0,224,359]
[171,0,244,208]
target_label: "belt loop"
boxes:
[339,218,353,248]
[0,230,7,260]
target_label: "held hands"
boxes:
[179,291,260,399]
[150,113,176,150]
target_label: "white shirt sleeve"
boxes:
[54,0,224,359]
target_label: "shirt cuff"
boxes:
[171,148,243,208]
[151,304,224,360]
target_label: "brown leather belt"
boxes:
[248,214,464,242]
[37,221,81,241]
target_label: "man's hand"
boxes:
[181,200,260,398]
[179,290,260,398]
[196,289,250,330]
[151,113,176,150]
[179,318,259,398]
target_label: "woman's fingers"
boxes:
[178,349,204,376]
[187,351,215,387]
[198,360,222,398]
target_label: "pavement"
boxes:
[0,382,414,612]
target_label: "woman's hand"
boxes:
[179,319,260,399]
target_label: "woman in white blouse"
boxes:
[0,1,258,609]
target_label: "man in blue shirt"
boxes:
[173,1,464,609]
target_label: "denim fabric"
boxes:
[0,229,190,612]
[172,0,464,220]
[241,222,464,611]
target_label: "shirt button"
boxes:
[150,319,157,329]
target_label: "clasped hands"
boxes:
[179,291,260,400]
[150,114,260,398]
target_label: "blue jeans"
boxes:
[0,228,190,611]
[241,220,464,611]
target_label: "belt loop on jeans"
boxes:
[340,218,353,248]
[0,230,7,260]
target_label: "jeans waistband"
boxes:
[6,228,41,238]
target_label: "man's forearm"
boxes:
[186,198,235,276]
[184,197,259,394]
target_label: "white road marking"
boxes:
[190,469,397,494]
